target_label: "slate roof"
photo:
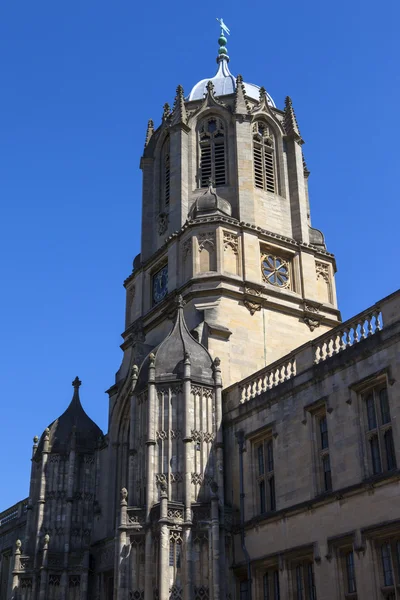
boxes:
[36,378,103,455]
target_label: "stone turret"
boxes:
[12,379,103,600]
[114,296,231,600]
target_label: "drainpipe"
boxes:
[235,431,252,600]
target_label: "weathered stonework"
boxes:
[1,29,398,600]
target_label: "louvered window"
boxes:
[199,118,226,187]
[253,121,276,193]
[161,137,170,208]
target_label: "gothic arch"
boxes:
[196,113,229,188]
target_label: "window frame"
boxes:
[198,116,227,188]
[254,435,276,515]
[362,381,396,477]
[252,119,277,194]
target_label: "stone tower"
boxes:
[106,25,342,600]
[10,378,103,600]
[118,28,341,391]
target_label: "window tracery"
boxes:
[253,121,276,193]
[199,117,226,187]
[261,253,290,288]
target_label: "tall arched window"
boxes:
[253,121,276,193]
[160,136,170,208]
[199,117,226,187]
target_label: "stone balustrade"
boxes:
[313,307,382,364]
[0,498,28,528]
[224,290,399,408]
[238,354,297,404]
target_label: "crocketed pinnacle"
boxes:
[284,96,302,141]
[144,119,154,148]
[171,85,187,126]
[234,74,250,114]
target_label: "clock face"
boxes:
[152,265,168,304]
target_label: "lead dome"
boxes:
[187,30,275,105]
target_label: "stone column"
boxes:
[285,137,309,243]
[80,550,90,600]
[210,484,220,600]
[24,436,39,555]
[34,428,50,570]
[159,483,169,600]
[183,352,193,600]
[117,488,129,600]
[144,354,156,600]
[213,358,226,600]
[38,535,49,600]
[129,366,139,501]
[9,539,21,600]
[60,428,76,600]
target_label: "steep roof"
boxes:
[135,297,214,391]
[36,378,103,455]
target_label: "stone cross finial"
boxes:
[72,376,81,389]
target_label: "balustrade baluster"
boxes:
[375,311,382,331]
[367,313,374,336]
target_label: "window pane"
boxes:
[380,388,391,424]
[381,543,394,586]
[366,394,377,430]
[176,543,181,569]
[273,570,280,600]
[396,541,400,580]
[267,441,274,472]
[258,445,265,475]
[260,481,266,513]
[263,573,269,600]
[322,455,332,492]
[384,429,397,471]
[269,476,276,511]
[240,581,248,600]
[346,551,357,593]
[307,563,316,600]
[319,416,328,449]
[370,436,382,474]
[296,565,304,600]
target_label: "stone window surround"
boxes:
[247,424,278,518]
[350,372,396,480]
[197,114,228,189]
[260,242,299,293]
[326,532,359,599]
[149,257,168,308]
[304,397,333,497]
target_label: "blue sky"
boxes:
[0,0,399,511]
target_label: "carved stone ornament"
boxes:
[304,302,320,314]
[198,231,215,251]
[158,212,169,235]
[244,285,262,297]
[244,299,262,315]
[223,231,239,254]
[303,316,320,332]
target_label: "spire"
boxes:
[284,96,303,142]
[171,85,187,126]
[144,119,154,148]
[234,74,250,114]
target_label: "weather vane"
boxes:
[216,18,230,36]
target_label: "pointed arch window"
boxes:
[253,121,276,193]
[160,136,170,208]
[199,117,226,187]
